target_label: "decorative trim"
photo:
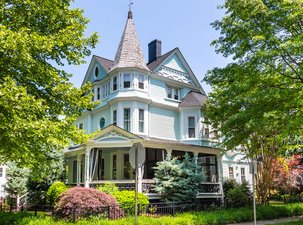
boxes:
[156,66,193,84]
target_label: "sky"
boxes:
[66,0,229,94]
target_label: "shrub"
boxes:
[54,187,123,220]
[96,182,119,194]
[112,190,149,215]
[224,180,251,208]
[46,181,68,206]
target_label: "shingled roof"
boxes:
[179,91,207,107]
[95,56,113,72]
[110,10,149,72]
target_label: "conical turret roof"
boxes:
[110,10,149,72]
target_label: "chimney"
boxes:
[148,39,162,63]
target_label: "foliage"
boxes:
[96,182,119,194]
[2,203,303,225]
[27,149,66,205]
[46,181,68,206]
[273,155,303,195]
[204,0,303,205]
[224,180,252,208]
[0,0,99,166]
[153,153,205,202]
[54,187,123,220]
[112,190,149,214]
[5,162,30,197]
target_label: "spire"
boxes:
[110,10,149,72]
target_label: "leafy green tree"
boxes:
[0,0,98,166]
[153,154,205,202]
[204,0,303,204]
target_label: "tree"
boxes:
[5,162,30,208]
[0,0,99,166]
[204,0,303,204]
[153,154,205,202]
[273,155,303,195]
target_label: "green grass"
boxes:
[1,203,303,225]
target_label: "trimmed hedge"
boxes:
[46,181,68,206]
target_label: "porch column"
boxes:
[76,154,82,186]
[165,148,172,160]
[217,155,224,197]
[194,152,198,173]
[84,147,91,188]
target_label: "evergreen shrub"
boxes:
[54,187,123,220]
[223,180,252,208]
[46,181,68,206]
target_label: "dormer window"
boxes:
[113,76,117,91]
[97,87,101,100]
[94,66,99,78]
[166,86,179,100]
[124,74,131,88]
[138,74,144,89]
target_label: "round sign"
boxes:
[129,142,145,168]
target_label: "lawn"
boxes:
[1,203,303,225]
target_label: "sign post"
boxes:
[129,142,145,225]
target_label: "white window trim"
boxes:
[184,115,197,140]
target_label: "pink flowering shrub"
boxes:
[54,187,124,220]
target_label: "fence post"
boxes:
[73,207,77,223]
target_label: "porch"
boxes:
[64,125,223,199]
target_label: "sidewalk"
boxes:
[228,216,303,225]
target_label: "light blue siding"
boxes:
[92,108,111,132]
[163,53,187,73]
[150,106,179,140]
[149,78,166,101]
[88,61,108,83]
[180,88,191,99]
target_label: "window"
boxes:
[124,74,131,88]
[0,168,3,177]
[100,117,105,129]
[97,87,101,100]
[124,108,131,131]
[138,74,144,89]
[95,66,99,78]
[204,128,210,139]
[188,116,195,138]
[229,167,234,179]
[166,86,179,100]
[91,89,95,101]
[113,76,117,91]
[198,154,218,182]
[113,110,117,125]
[166,87,172,98]
[139,109,144,133]
[72,160,77,183]
[112,155,117,179]
[79,123,83,130]
[241,168,246,183]
[123,154,134,179]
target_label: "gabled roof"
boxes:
[179,91,207,107]
[110,10,149,72]
[95,56,113,73]
[147,48,206,95]
[147,48,176,71]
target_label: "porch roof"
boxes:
[65,125,221,155]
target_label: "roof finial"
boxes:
[128,0,133,19]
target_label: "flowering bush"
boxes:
[54,187,123,220]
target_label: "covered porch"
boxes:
[65,125,223,199]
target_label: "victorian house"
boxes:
[64,10,223,201]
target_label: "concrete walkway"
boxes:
[228,216,303,225]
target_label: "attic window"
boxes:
[166,86,179,100]
[95,66,99,78]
